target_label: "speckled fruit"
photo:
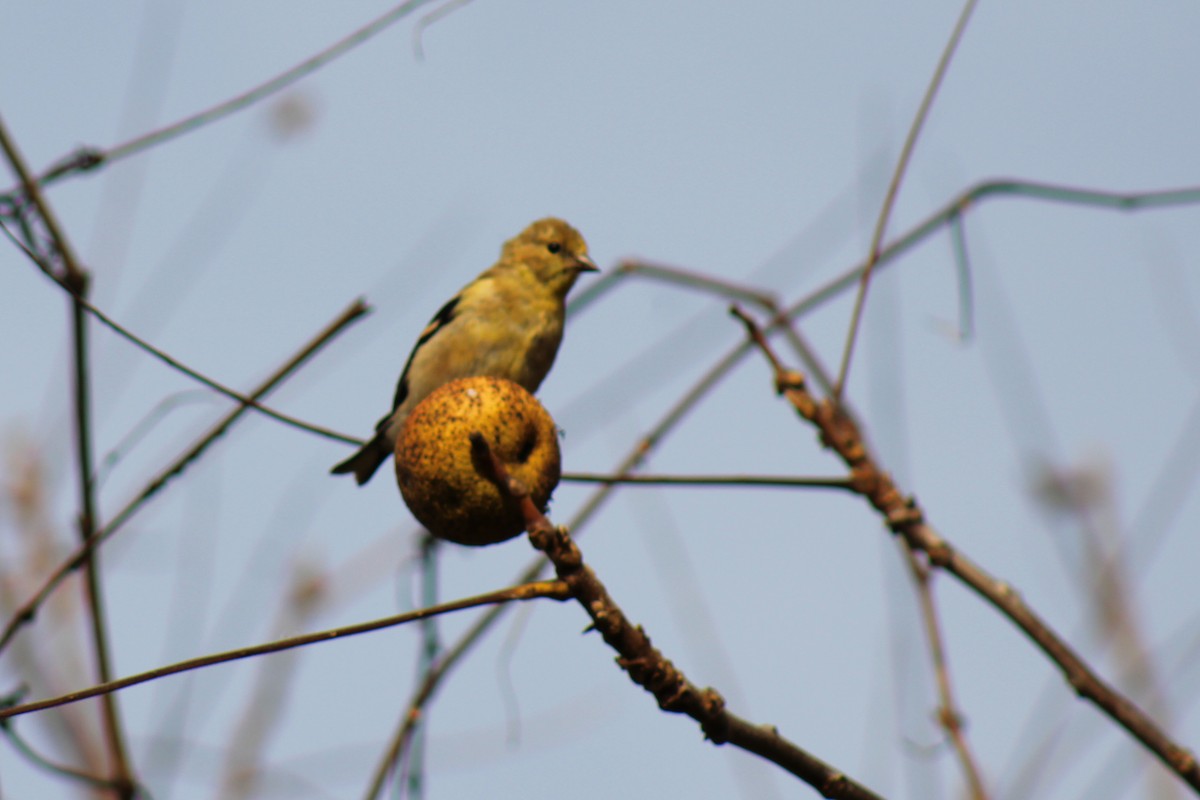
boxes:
[394,376,561,546]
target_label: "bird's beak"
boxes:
[573,253,599,273]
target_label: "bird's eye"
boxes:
[546,242,562,254]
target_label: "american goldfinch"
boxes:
[331,217,597,485]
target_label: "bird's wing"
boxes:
[381,293,463,425]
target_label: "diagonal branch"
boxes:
[0,0,442,200]
[0,581,569,721]
[364,594,512,800]
[0,216,365,446]
[834,0,979,399]
[902,547,989,798]
[732,305,1200,794]
[469,433,888,800]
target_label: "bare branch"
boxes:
[468,433,888,800]
[562,472,854,490]
[903,549,990,799]
[0,216,367,447]
[834,0,979,399]
[1,0,441,198]
[0,581,569,721]
[733,305,1200,793]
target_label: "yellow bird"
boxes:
[332,217,597,485]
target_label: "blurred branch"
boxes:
[0,448,113,782]
[835,0,979,399]
[903,548,990,799]
[467,433,887,800]
[0,714,130,794]
[0,0,441,200]
[0,111,136,796]
[220,562,327,800]
[0,299,367,657]
[413,0,477,59]
[365,596,511,800]
[946,210,974,341]
[731,305,1200,793]
[1033,458,1181,799]
[95,390,219,486]
[0,581,569,721]
[402,535,442,798]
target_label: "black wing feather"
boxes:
[387,294,461,415]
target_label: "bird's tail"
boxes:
[330,435,390,486]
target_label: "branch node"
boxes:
[699,688,730,744]
[884,501,923,533]
[775,369,807,395]
[590,601,623,639]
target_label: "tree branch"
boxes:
[732,305,1200,793]
[469,432,887,800]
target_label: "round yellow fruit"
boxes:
[394,376,561,546]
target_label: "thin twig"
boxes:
[0,463,113,782]
[613,259,781,308]
[946,210,974,341]
[0,581,569,721]
[0,111,137,797]
[783,180,1200,335]
[81,292,366,446]
[569,258,842,397]
[0,300,368,657]
[218,562,327,800]
[469,433,887,800]
[68,290,135,795]
[732,305,1200,793]
[834,0,979,399]
[0,718,129,793]
[413,0,477,59]
[85,292,364,448]
[0,0,441,199]
[405,535,442,797]
[561,472,854,490]
[1,220,365,446]
[364,599,511,800]
[903,548,990,799]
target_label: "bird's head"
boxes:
[503,217,598,297]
